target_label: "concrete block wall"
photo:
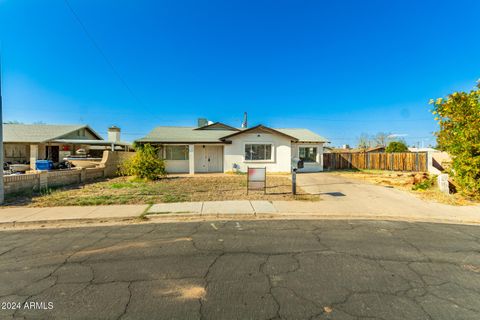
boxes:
[47,170,82,188]
[100,151,135,177]
[85,167,105,180]
[4,174,40,194]
[4,151,134,196]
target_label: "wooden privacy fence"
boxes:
[324,152,428,172]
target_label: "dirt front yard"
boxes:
[5,175,318,207]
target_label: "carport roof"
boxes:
[3,124,103,143]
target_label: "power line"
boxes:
[64,0,146,108]
[6,105,437,123]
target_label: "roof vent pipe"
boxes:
[241,112,248,128]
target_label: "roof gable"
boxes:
[194,122,239,131]
[220,125,298,141]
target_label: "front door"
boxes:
[46,146,60,162]
[194,145,223,173]
[206,146,223,172]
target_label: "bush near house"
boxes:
[385,141,409,153]
[120,144,166,180]
[430,81,480,199]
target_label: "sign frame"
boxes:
[247,167,266,194]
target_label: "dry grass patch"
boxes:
[5,175,318,207]
[329,170,478,206]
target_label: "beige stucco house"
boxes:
[3,124,130,169]
[136,122,328,174]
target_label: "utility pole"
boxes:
[0,53,4,204]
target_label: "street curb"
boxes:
[0,216,139,229]
[144,212,480,226]
[1,212,479,229]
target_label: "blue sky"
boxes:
[1,0,479,147]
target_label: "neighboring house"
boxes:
[3,124,130,169]
[408,147,438,153]
[136,121,328,174]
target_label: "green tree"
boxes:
[385,141,409,153]
[430,81,480,198]
[120,144,166,180]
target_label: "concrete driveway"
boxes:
[295,172,480,221]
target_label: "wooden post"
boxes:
[292,168,297,195]
[415,152,419,172]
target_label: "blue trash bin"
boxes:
[36,160,54,171]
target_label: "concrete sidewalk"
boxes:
[1,198,479,227]
[0,205,148,225]
[146,199,480,225]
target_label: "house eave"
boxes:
[135,140,232,145]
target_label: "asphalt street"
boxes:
[0,220,479,320]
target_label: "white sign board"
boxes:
[247,167,266,194]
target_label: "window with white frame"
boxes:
[165,145,189,160]
[299,147,317,163]
[245,144,272,161]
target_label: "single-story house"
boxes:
[136,121,328,174]
[3,124,130,169]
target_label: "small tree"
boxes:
[385,141,409,153]
[430,81,480,198]
[120,144,166,180]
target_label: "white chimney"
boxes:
[108,126,121,142]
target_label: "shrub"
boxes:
[412,175,435,191]
[120,144,166,180]
[385,141,409,153]
[430,81,480,198]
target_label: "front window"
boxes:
[299,147,317,163]
[245,144,272,161]
[165,145,189,160]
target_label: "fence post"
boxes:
[415,152,419,172]
[80,168,86,183]
[39,171,48,192]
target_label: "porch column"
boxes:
[30,144,39,170]
[188,145,195,174]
